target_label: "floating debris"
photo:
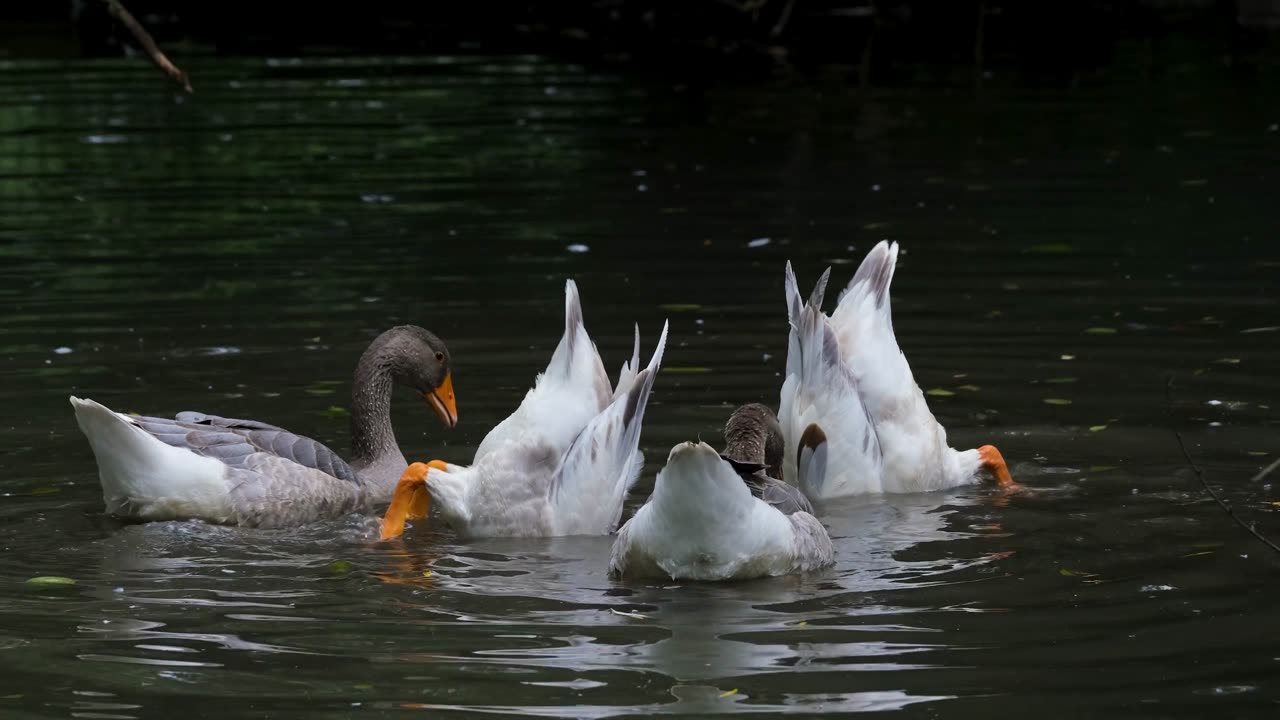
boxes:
[926,388,955,397]
[1043,398,1072,406]
[24,576,76,589]
[609,608,648,620]
[1213,358,1241,365]
[1061,354,1076,360]
[957,384,981,392]
[1084,327,1117,335]
[719,689,739,698]
[1089,425,1107,432]
[327,560,354,575]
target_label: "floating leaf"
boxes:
[796,621,808,626]
[657,303,701,312]
[305,388,335,396]
[353,684,374,691]
[957,384,981,392]
[663,367,712,374]
[1084,327,1117,335]
[1043,398,1072,406]
[925,388,956,397]
[25,576,76,589]
[30,486,60,496]
[1089,425,1107,432]
[422,570,432,578]
[719,689,739,698]
[323,405,349,419]
[1060,354,1076,360]
[1045,377,1077,384]
[327,560,354,574]
[1182,550,1214,558]
[1059,568,1096,577]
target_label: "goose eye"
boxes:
[434,351,445,363]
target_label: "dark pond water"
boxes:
[1,54,1278,718]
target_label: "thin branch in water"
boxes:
[1173,432,1280,554]
[100,0,192,93]
[1166,374,1280,554]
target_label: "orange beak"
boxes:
[425,372,457,428]
[978,445,1017,488]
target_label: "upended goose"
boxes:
[70,325,457,528]
[380,280,668,540]
[608,403,835,582]
[779,240,1016,501]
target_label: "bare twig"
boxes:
[1249,457,1280,486]
[101,0,192,93]
[1167,375,1280,554]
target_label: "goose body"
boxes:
[609,403,834,582]
[779,241,1013,501]
[71,325,457,528]
[609,441,834,582]
[384,281,667,539]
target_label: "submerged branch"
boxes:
[1167,375,1280,554]
[101,0,192,93]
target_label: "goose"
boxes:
[70,325,457,529]
[379,280,667,540]
[607,403,835,582]
[779,240,1015,501]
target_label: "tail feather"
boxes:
[550,320,668,535]
[69,396,229,519]
[612,323,642,402]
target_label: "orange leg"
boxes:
[978,445,1019,489]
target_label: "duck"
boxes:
[607,402,835,582]
[70,325,457,529]
[778,240,1015,501]
[379,280,668,540]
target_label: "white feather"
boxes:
[779,242,990,497]
[609,441,834,581]
[69,396,233,521]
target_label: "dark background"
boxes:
[2,1,1279,88]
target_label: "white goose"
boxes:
[779,240,1015,501]
[609,403,835,582]
[380,280,668,540]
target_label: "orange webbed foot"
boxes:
[379,461,446,541]
[978,445,1021,491]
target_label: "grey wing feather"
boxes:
[132,413,360,485]
[746,473,815,516]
